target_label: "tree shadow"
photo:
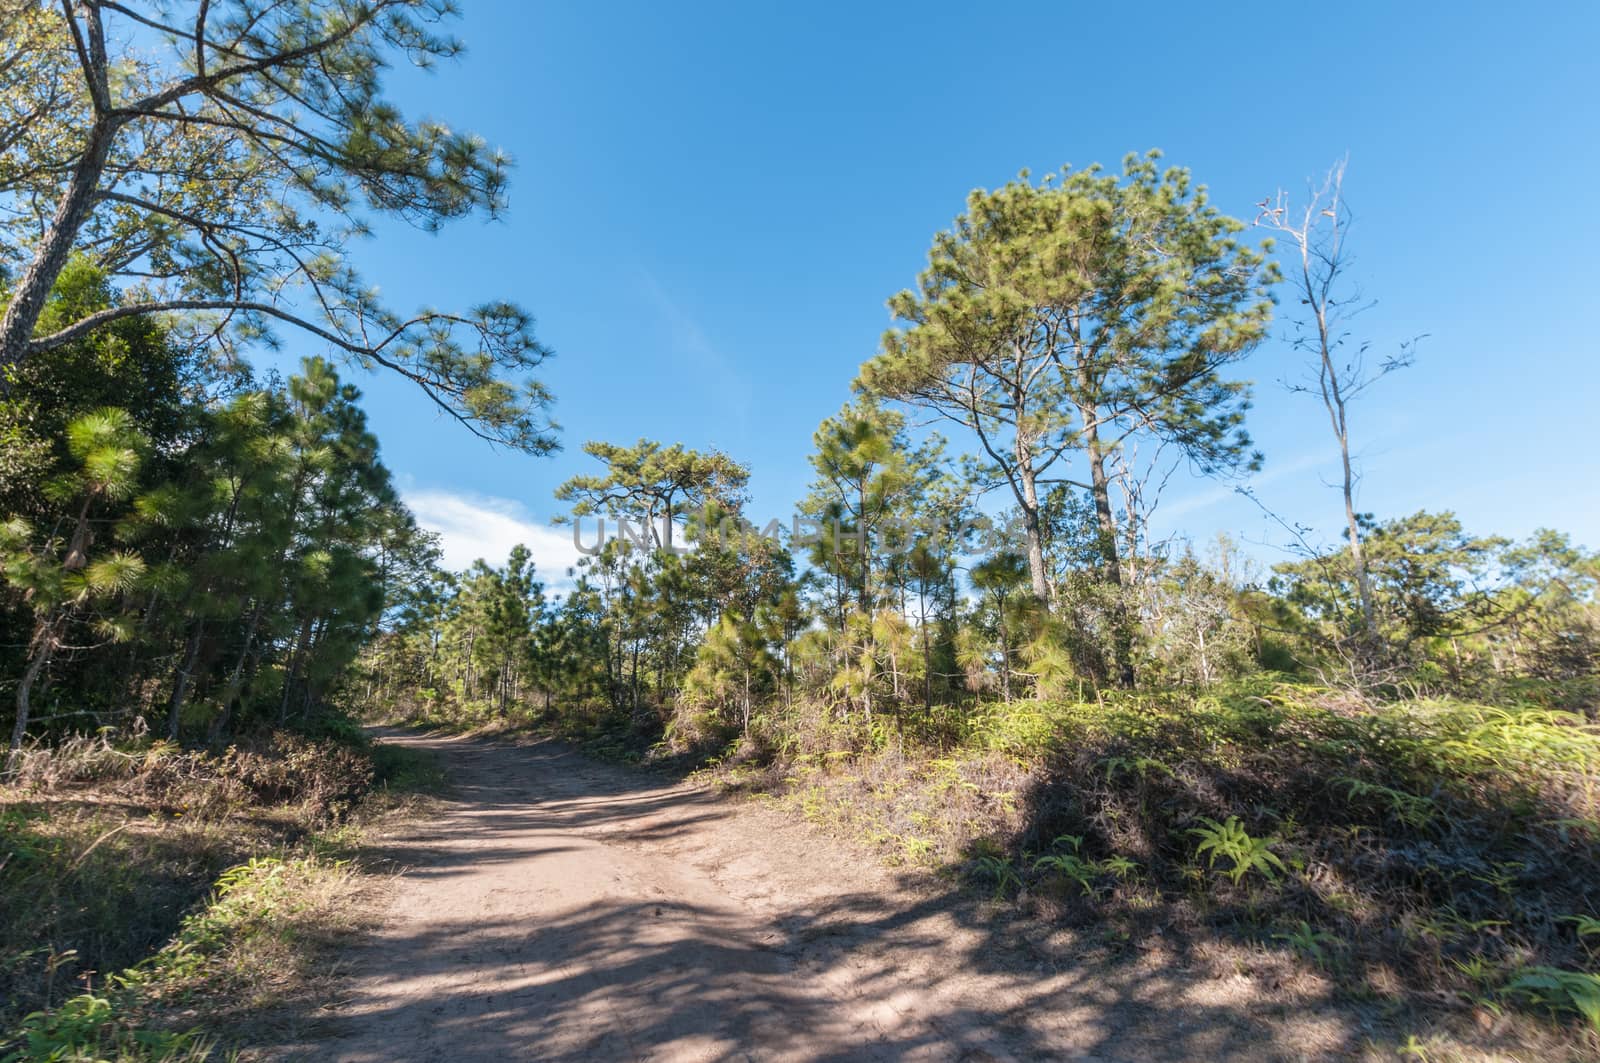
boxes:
[268,729,1382,1061]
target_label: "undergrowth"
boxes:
[701,677,1600,1052]
[371,675,1600,1052]
[1,723,440,1060]
[380,693,666,766]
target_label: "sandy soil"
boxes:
[292,729,1372,1062]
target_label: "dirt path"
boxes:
[301,730,1359,1062]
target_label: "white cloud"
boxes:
[404,488,582,588]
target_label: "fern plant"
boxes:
[971,855,1021,899]
[1033,851,1097,895]
[1563,914,1600,941]
[1273,921,1340,967]
[1334,776,1437,829]
[1096,855,1140,880]
[1504,966,1600,1030]
[12,992,211,1061]
[1187,816,1286,885]
[1101,755,1173,782]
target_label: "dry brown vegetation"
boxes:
[418,676,1600,1058]
[0,726,442,1059]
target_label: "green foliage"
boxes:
[0,1,556,450]
[1032,836,1100,895]
[6,991,211,1062]
[1503,967,1600,1030]
[1268,512,1599,695]
[1564,915,1600,942]
[1187,816,1286,885]
[1,307,437,749]
[1334,777,1437,830]
[970,854,1022,900]
[682,615,780,736]
[1273,921,1341,968]
[556,439,750,551]
[859,151,1275,616]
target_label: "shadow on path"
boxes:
[279,729,1365,1062]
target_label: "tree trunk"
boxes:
[9,616,60,757]
[602,628,618,711]
[209,601,264,743]
[997,596,1012,702]
[856,482,872,613]
[1337,420,1378,649]
[167,623,204,740]
[920,597,933,719]
[0,118,121,375]
[1306,255,1379,658]
[279,617,314,725]
[1017,458,1049,602]
[1084,421,1137,687]
[629,642,642,721]
[741,669,751,735]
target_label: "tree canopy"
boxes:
[0,0,556,451]
[860,152,1274,615]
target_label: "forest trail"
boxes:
[298,729,1353,1062]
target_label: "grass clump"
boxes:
[6,854,356,1061]
[706,677,1600,1047]
[1,721,427,1059]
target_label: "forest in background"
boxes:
[2,0,1598,1058]
[359,156,1600,1054]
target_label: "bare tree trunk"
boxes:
[1083,420,1137,687]
[210,600,266,743]
[167,623,204,740]
[1328,366,1378,648]
[997,595,1013,702]
[741,669,751,735]
[1256,162,1408,664]
[10,617,60,757]
[0,117,120,375]
[1017,451,1049,602]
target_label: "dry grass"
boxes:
[696,679,1600,1058]
[0,726,443,1060]
[375,678,1600,1054]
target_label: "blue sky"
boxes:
[295,1,1600,578]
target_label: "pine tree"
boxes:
[4,408,149,754]
[0,1,557,452]
[556,440,749,552]
[862,154,1273,685]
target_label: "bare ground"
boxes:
[279,728,1388,1062]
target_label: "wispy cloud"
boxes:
[639,270,753,437]
[404,488,581,588]
[1156,449,1333,522]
